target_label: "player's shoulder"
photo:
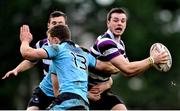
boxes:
[97,33,115,42]
[50,44,60,52]
[98,33,111,40]
[97,35,116,47]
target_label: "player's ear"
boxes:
[47,23,50,29]
[54,37,60,44]
[107,20,110,27]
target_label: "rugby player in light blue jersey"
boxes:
[38,64,56,98]
[19,24,119,110]
[2,11,69,110]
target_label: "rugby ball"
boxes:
[150,43,172,72]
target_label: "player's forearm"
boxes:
[20,42,37,60]
[51,74,60,97]
[20,41,31,58]
[112,57,152,77]
[15,60,36,73]
[124,58,152,76]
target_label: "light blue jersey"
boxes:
[43,41,96,103]
[39,64,55,97]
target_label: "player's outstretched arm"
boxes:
[110,49,168,77]
[2,60,37,79]
[95,61,120,74]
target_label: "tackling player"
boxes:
[19,24,121,110]
[2,11,68,110]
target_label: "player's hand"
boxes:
[90,82,110,95]
[150,47,169,64]
[2,69,18,79]
[20,25,33,43]
[88,92,101,101]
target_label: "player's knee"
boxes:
[111,104,127,110]
[26,106,39,111]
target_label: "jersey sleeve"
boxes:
[97,38,121,60]
[43,44,59,59]
[87,53,96,68]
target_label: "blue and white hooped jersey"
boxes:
[35,38,52,75]
[89,29,128,86]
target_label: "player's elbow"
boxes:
[22,52,32,60]
[107,66,120,74]
[20,47,31,59]
[21,50,35,61]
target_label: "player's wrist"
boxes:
[148,56,154,66]
[22,40,31,44]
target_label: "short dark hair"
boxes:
[107,8,128,21]
[48,25,71,41]
[48,11,68,24]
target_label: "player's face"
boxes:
[48,35,58,45]
[48,16,66,29]
[107,13,127,37]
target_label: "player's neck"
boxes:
[114,35,121,42]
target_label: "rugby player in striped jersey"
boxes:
[88,7,168,110]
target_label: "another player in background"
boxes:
[2,11,67,78]
[19,24,120,110]
[88,7,168,110]
[2,11,68,110]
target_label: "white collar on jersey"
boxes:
[106,29,121,42]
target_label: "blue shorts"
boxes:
[49,92,89,110]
